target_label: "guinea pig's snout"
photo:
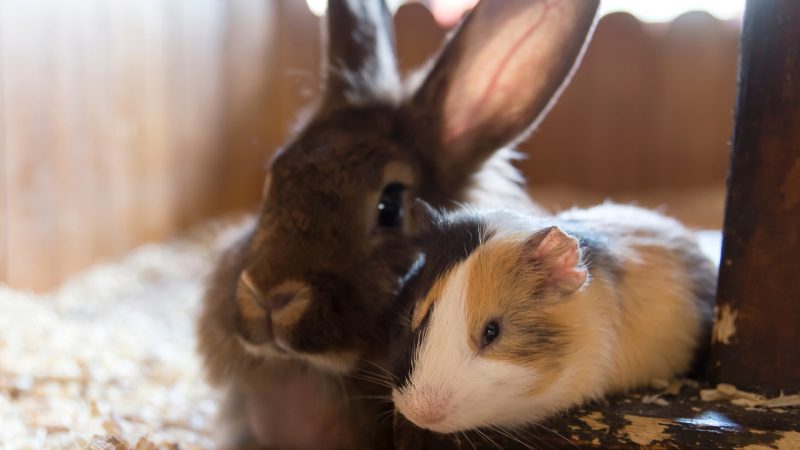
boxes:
[394,385,454,431]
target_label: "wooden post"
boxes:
[709,0,800,392]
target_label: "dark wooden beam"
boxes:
[708,0,800,391]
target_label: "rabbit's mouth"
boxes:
[238,335,360,374]
[237,336,288,359]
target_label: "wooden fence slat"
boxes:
[522,13,739,193]
[2,0,60,290]
[172,0,227,226]
[139,0,175,242]
[50,0,98,281]
[220,0,278,212]
[272,0,322,150]
[523,12,658,191]
[0,0,6,284]
[394,3,445,75]
[651,12,738,189]
[709,0,800,391]
[97,1,142,258]
[82,0,114,266]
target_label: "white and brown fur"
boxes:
[391,203,717,434]
[197,0,600,448]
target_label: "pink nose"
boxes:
[414,410,446,426]
[396,387,452,429]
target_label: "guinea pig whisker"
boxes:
[347,371,395,389]
[384,306,412,327]
[329,375,355,418]
[344,372,394,389]
[350,394,394,403]
[488,425,536,450]
[355,408,394,431]
[506,425,559,450]
[360,359,399,382]
[527,422,580,450]
[473,428,503,450]
[458,430,478,450]
[374,408,396,425]
[507,426,544,450]
[351,403,396,430]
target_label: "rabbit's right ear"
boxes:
[412,0,599,176]
[322,0,400,110]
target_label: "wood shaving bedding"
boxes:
[700,384,800,409]
[0,217,253,449]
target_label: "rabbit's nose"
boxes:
[268,292,295,310]
[268,281,313,328]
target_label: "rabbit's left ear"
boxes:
[413,0,599,174]
[323,0,400,110]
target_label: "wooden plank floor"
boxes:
[394,384,800,449]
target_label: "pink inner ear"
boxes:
[444,2,553,144]
[531,228,563,261]
[531,227,587,294]
[551,253,588,293]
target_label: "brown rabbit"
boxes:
[197,0,599,448]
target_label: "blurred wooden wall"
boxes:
[0,1,739,291]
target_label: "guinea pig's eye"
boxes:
[481,320,501,348]
[377,182,406,228]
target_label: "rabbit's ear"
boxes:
[323,0,400,109]
[413,0,599,172]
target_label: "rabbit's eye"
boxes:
[377,183,405,228]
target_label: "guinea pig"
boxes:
[390,201,717,434]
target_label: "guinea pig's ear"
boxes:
[409,198,442,234]
[526,226,587,295]
[322,0,400,111]
[411,0,599,177]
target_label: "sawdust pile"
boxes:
[0,218,252,449]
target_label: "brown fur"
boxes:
[196,0,600,447]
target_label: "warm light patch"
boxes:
[306,0,327,16]
[599,0,744,22]
[306,0,745,24]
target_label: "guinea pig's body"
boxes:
[392,203,717,433]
